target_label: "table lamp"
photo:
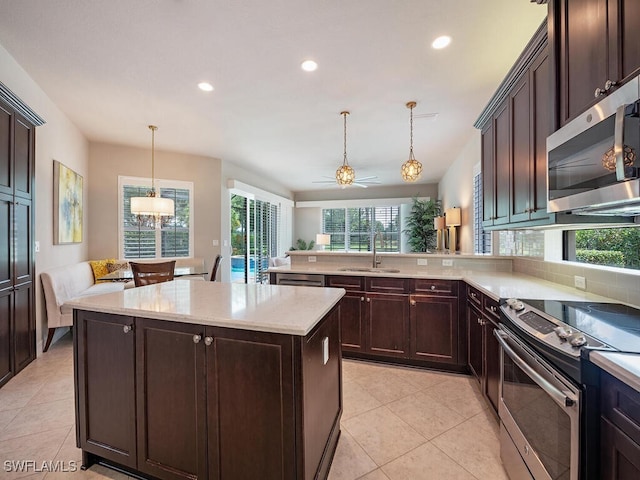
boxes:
[316,234,331,250]
[433,216,445,251]
[445,208,461,254]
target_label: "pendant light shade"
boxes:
[131,125,174,222]
[336,111,356,186]
[401,101,423,182]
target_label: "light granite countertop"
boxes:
[589,351,640,393]
[66,280,345,336]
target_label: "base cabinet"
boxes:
[409,295,459,365]
[367,292,409,358]
[75,307,342,480]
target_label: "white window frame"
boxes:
[118,175,195,259]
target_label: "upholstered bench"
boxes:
[40,261,131,352]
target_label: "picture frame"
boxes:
[53,160,83,244]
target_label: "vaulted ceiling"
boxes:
[0,0,546,192]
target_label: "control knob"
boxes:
[568,333,588,348]
[555,326,573,340]
[512,301,525,312]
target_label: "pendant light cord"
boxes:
[409,103,415,161]
[149,125,157,194]
[343,111,348,166]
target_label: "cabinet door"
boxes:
[484,319,501,413]
[494,100,511,225]
[136,318,207,480]
[601,417,640,480]
[0,105,11,197]
[467,303,483,381]
[409,295,458,364]
[530,47,552,220]
[13,115,34,200]
[207,327,296,480]
[367,293,409,358]
[612,0,640,83]
[76,311,137,469]
[557,0,609,125]
[340,291,365,352]
[0,289,12,387]
[12,282,34,373]
[0,193,10,292]
[481,122,495,226]
[13,199,32,285]
[510,74,532,224]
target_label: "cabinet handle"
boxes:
[123,325,133,333]
[604,79,617,91]
[477,317,482,325]
[471,292,477,298]
[204,336,213,346]
[360,296,365,302]
[430,285,436,291]
[410,299,416,306]
[193,334,202,344]
[490,306,497,313]
[594,86,606,98]
[366,298,370,303]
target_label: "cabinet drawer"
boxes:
[601,371,640,446]
[326,275,364,292]
[467,285,482,307]
[483,296,500,321]
[366,277,409,294]
[413,279,458,297]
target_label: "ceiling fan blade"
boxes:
[352,183,368,188]
[312,180,337,184]
[357,176,379,181]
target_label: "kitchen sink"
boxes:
[338,267,401,273]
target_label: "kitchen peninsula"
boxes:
[67,280,345,480]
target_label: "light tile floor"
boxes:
[0,333,507,479]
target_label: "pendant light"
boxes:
[130,125,174,224]
[401,101,423,182]
[336,111,356,186]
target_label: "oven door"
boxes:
[495,326,580,480]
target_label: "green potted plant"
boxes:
[289,239,315,251]
[404,197,442,252]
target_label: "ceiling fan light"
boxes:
[336,164,355,185]
[401,158,422,182]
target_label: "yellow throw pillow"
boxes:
[89,258,116,283]
[107,260,129,273]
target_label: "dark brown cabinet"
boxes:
[466,285,501,414]
[599,371,640,479]
[368,292,409,358]
[0,98,35,389]
[480,24,552,229]
[75,307,342,480]
[326,275,365,352]
[553,0,640,126]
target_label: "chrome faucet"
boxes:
[372,232,381,268]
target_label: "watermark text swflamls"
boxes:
[4,460,78,473]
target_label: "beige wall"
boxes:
[438,131,480,254]
[1,44,90,353]
[88,142,222,273]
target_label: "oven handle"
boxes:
[494,329,577,409]
[614,103,627,182]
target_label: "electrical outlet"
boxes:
[212,239,219,246]
[417,258,428,266]
[322,337,329,365]
[308,256,317,263]
[442,259,454,267]
[574,275,586,290]
[34,241,40,253]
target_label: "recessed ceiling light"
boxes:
[301,60,318,72]
[432,36,452,50]
[198,82,214,92]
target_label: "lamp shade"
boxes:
[445,207,461,227]
[131,196,174,216]
[316,234,331,246]
[433,216,445,230]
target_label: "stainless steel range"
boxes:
[496,298,640,480]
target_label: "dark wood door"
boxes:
[601,417,640,480]
[530,47,552,220]
[12,115,33,200]
[75,311,137,469]
[557,0,609,125]
[0,193,10,292]
[493,100,511,226]
[509,74,532,223]
[367,293,409,358]
[339,291,365,352]
[481,122,495,226]
[484,318,501,413]
[467,303,483,381]
[136,318,207,480]
[611,0,640,85]
[12,282,34,373]
[409,295,458,364]
[0,105,11,197]
[0,289,12,387]
[13,199,32,285]
[207,327,296,480]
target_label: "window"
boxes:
[322,206,400,252]
[564,226,640,271]
[473,171,491,254]
[119,176,194,259]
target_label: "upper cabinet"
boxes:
[552,0,640,126]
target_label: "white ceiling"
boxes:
[0,0,546,193]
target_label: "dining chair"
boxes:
[210,255,222,281]
[130,260,176,287]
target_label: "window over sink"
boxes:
[322,206,400,252]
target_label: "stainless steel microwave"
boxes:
[547,76,640,216]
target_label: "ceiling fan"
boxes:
[312,175,381,188]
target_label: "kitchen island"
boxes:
[67,280,345,480]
